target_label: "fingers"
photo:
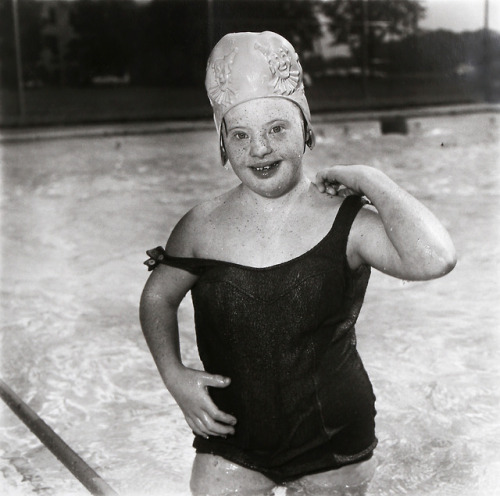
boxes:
[325,184,340,196]
[186,416,200,435]
[338,187,356,198]
[313,171,328,192]
[313,170,341,196]
[183,372,237,439]
[314,178,326,193]
[185,408,236,439]
[202,374,231,388]
[203,395,237,431]
[314,168,340,188]
[318,180,342,197]
[209,406,237,427]
[186,415,217,440]
[200,376,237,435]
[200,410,235,436]
[313,169,360,198]
[200,373,238,424]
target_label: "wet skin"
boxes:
[222,97,307,199]
[189,98,377,494]
[141,98,456,495]
[190,454,377,496]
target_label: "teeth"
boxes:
[254,162,277,171]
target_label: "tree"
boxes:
[131,0,209,86]
[67,0,322,87]
[68,0,138,84]
[0,0,44,87]
[210,0,322,55]
[133,0,322,86]
[321,0,426,74]
[380,28,500,76]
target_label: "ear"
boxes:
[220,119,228,166]
[305,128,314,150]
[303,117,315,152]
[220,132,228,166]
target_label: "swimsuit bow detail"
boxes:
[144,246,166,271]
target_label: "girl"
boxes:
[140,32,456,496]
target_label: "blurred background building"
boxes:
[1,0,499,126]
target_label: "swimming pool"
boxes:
[1,112,499,495]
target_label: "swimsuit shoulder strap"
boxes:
[144,246,213,275]
[329,195,368,253]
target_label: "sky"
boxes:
[420,0,500,32]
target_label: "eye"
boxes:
[233,131,248,140]
[270,125,284,134]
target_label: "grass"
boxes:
[0,74,494,127]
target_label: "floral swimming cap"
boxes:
[205,31,314,147]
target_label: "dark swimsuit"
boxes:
[145,195,377,484]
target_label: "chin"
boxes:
[253,182,295,198]
[235,165,302,198]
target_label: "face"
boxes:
[222,98,306,198]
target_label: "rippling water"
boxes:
[1,112,499,496]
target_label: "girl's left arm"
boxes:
[315,165,457,281]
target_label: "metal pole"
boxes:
[360,0,369,102]
[12,0,26,121]
[483,0,491,101]
[0,379,119,496]
[56,3,66,86]
[207,0,214,50]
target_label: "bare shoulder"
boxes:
[165,192,232,257]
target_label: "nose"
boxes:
[249,133,272,158]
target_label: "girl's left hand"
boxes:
[313,165,371,196]
[313,165,372,199]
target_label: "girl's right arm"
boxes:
[139,212,237,438]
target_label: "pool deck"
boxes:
[1,102,499,144]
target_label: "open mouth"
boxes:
[250,161,280,178]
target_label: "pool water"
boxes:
[1,112,499,496]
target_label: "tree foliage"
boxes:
[322,0,425,42]
[321,0,425,71]
[68,0,137,83]
[3,0,497,90]
[1,0,43,86]
[67,0,321,86]
[381,29,500,74]
[210,0,321,54]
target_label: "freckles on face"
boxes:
[222,98,306,197]
[223,98,304,165]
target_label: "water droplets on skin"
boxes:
[1,113,499,496]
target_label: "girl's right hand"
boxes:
[167,367,237,439]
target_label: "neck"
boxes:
[239,174,311,213]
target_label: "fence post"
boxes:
[12,0,26,122]
[483,0,492,102]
